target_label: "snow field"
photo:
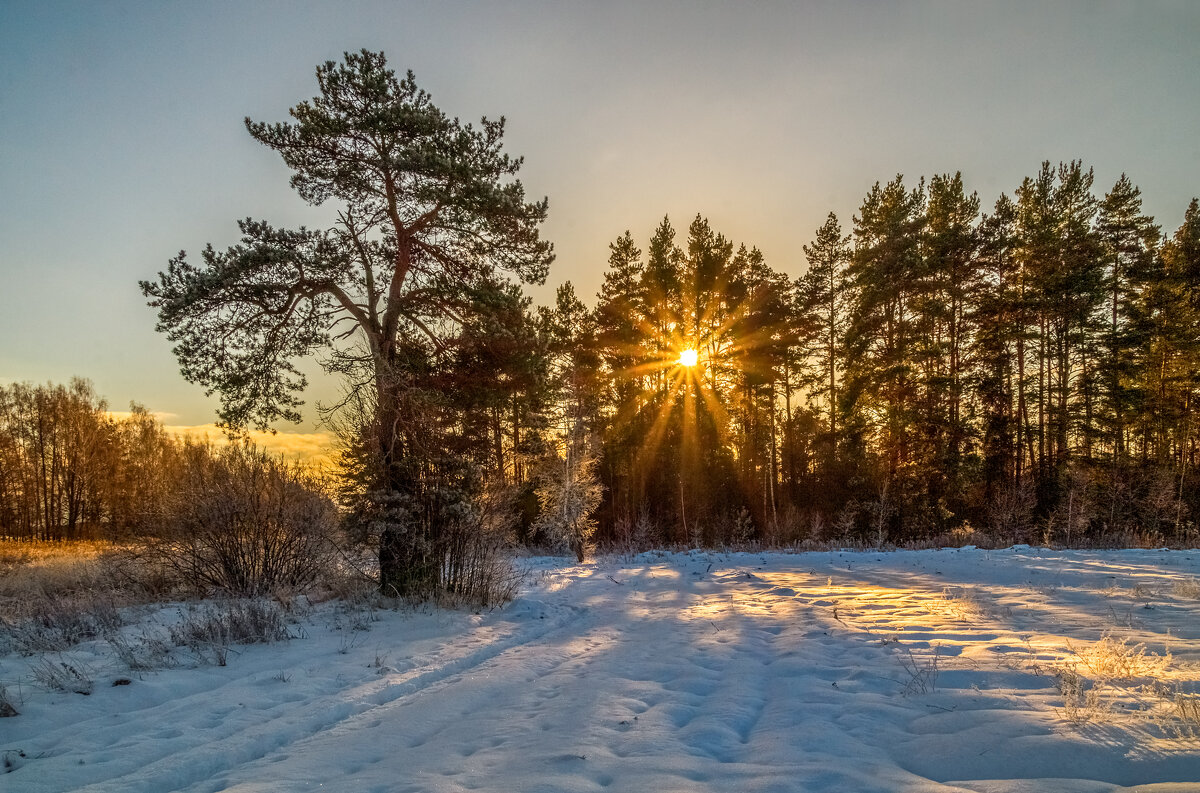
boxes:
[2,548,1200,792]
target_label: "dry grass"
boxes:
[107,631,174,673]
[897,645,941,696]
[1,541,299,673]
[0,683,18,717]
[169,600,294,666]
[1055,666,1112,724]
[0,540,177,657]
[928,586,997,623]
[1166,692,1200,738]
[29,654,94,695]
[1076,634,1172,680]
[1173,577,1200,600]
[1131,582,1161,601]
[0,540,115,611]
[0,540,171,615]
[0,538,112,565]
[1054,633,1181,728]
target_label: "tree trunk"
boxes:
[375,371,438,598]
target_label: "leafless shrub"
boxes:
[1141,467,1189,536]
[867,482,895,548]
[436,524,521,609]
[610,510,652,555]
[833,499,860,543]
[808,511,827,542]
[987,480,1035,542]
[753,505,804,547]
[608,508,661,555]
[1045,464,1096,546]
[429,480,521,608]
[318,569,384,611]
[142,442,339,596]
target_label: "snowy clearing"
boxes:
[3,548,1200,792]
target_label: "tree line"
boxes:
[564,169,1200,547]
[0,379,175,540]
[0,378,338,594]
[139,51,1199,599]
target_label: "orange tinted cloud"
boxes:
[105,412,337,465]
[165,424,337,465]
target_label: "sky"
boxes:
[1,1,1198,456]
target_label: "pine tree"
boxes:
[1141,200,1200,503]
[974,193,1022,498]
[141,51,552,597]
[642,217,686,395]
[1050,161,1105,472]
[592,232,646,527]
[1097,174,1160,462]
[919,172,980,512]
[595,231,646,395]
[844,175,926,526]
[797,213,851,449]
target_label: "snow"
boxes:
[3,547,1200,792]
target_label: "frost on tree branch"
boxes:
[534,426,602,563]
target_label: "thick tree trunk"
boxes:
[375,370,439,598]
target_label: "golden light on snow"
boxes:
[677,348,699,367]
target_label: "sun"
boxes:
[677,348,699,367]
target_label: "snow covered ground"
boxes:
[3,548,1200,792]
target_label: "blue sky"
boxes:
[1,1,1197,444]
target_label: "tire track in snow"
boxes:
[213,612,628,792]
[47,600,587,793]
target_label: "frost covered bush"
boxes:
[0,684,17,717]
[144,442,337,596]
[534,431,602,562]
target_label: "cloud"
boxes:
[162,423,338,465]
[104,411,338,465]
